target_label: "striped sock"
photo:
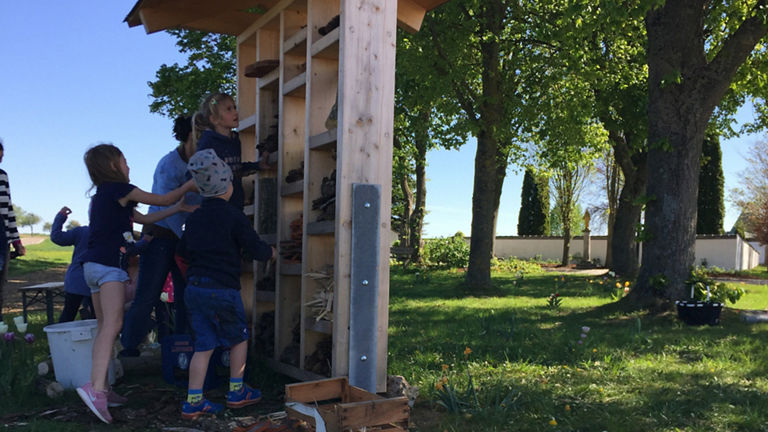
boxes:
[187,389,203,404]
[230,377,244,393]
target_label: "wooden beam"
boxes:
[396,0,426,33]
[237,0,295,44]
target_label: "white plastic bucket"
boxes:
[43,319,114,389]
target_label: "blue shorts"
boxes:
[83,262,130,294]
[185,277,249,352]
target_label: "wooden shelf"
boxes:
[284,27,307,55]
[309,129,337,151]
[311,26,339,59]
[281,181,303,197]
[304,317,332,335]
[264,357,325,382]
[259,67,279,90]
[306,220,334,235]
[283,72,306,97]
[255,290,276,303]
[281,261,302,275]
[238,114,257,132]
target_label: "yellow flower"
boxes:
[549,418,558,426]
[442,364,449,371]
[565,404,571,412]
[599,387,604,392]
[435,382,444,390]
[624,281,630,287]
[441,376,449,384]
[615,282,621,288]
[464,413,472,420]
[592,348,597,353]
[561,276,565,281]
[599,281,603,285]
[562,365,569,369]
[464,347,472,356]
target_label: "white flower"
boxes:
[582,326,590,333]
[160,292,169,303]
[580,333,588,339]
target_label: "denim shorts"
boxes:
[83,262,130,294]
[185,278,249,352]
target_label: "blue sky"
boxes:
[0,2,760,239]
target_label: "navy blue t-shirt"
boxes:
[83,182,137,268]
[177,197,272,289]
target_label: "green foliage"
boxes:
[546,292,563,310]
[685,268,745,304]
[517,167,550,235]
[149,30,237,117]
[8,238,71,275]
[549,202,585,236]
[490,257,543,275]
[422,233,470,268]
[0,332,38,401]
[697,133,725,234]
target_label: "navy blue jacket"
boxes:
[177,198,272,289]
[197,130,259,210]
[50,213,91,297]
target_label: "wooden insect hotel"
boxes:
[126,0,448,393]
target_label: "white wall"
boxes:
[486,234,760,270]
[748,240,766,265]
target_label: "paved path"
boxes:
[712,277,768,285]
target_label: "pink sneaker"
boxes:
[107,388,128,407]
[76,382,112,424]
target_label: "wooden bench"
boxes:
[19,282,65,325]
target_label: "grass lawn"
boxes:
[5,241,768,431]
[389,267,768,432]
[9,237,72,275]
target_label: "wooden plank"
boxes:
[283,72,307,97]
[347,385,384,402]
[309,129,337,151]
[281,181,303,197]
[337,397,409,430]
[310,26,340,59]
[238,113,258,132]
[396,0,427,33]
[335,0,397,392]
[284,27,308,55]
[264,357,326,382]
[285,376,347,402]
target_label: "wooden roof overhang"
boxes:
[125,0,449,35]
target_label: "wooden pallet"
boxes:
[285,377,409,432]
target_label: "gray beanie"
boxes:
[187,149,233,197]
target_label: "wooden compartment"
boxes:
[285,377,409,432]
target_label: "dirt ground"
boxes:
[2,266,292,431]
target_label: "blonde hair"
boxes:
[84,143,128,187]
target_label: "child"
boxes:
[77,143,196,424]
[177,149,275,419]
[193,92,269,210]
[0,139,25,322]
[50,206,94,322]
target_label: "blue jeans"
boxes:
[120,237,187,351]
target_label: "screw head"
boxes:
[364,202,371,208]
[360,355,368,361]
[362,280,369,285]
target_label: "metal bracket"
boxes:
[348,183,381,392]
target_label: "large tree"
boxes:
[149,30,237,117]
[411,1,540,290]
[633,1,768,306]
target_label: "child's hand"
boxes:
[270,246,277,261]
[176,198,199,213]
[59,206,71,216]
[259,152,274,171]
[13,243,26,257]
[183,178,198,193]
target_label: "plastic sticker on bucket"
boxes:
[43,319,115,389]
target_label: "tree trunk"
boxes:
[399,168,413,248]
[465,0,506,291]
[604,154,620,268]
[633,1,767,306]
[410,115,428,264]
[609,131,647,278]
[466,133,506,290]
[561,224,571,266]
